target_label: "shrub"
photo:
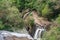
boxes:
[55,15,60,24]
[42,5,52,17]
[42,26,60,40]
[5,6,24,29]
[0,20,4,30]
[0,0,25,30]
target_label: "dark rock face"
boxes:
[26,24,36,37]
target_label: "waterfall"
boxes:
[0,34,4,40]
[34,28,45,40]
[0,31,33,40]
[0,28,45,40]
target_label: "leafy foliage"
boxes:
[42,14,60,40]
[0,1,60,39]
[42,27,60,40]
[0,0,24,31]
[42,5,52,17]
[55,15,60,24]
[0,20,4,30]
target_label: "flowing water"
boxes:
[0,28,45,40]
[0,34,4,40]
[34,28,45,40]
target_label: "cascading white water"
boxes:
[0,34,4,40]
[0,28,45,40]
[0,31,33,40]
[34,28,45,40]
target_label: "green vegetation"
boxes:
[0,0,60,40]
[55,15,60,24]
[42,14,60,40]
[0,20,4,29]
[0,0,24,31]
[42,26,60,40]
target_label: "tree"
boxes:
[0,0,25,31]
[5,6,24,28]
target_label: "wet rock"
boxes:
[4,36,30,40]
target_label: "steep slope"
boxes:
[32,11,51,28]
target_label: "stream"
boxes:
[0,27,45,40]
